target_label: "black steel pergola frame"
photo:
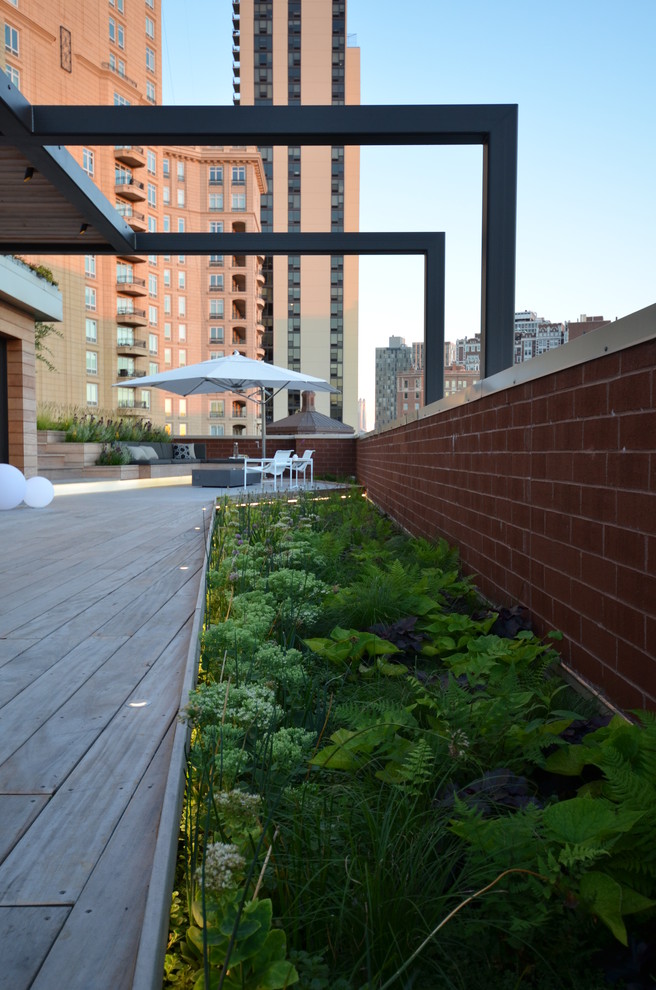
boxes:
[0,88,518,401]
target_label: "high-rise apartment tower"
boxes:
[233,0,360,427]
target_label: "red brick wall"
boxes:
[356,337,656,711]
[181,435,357,479]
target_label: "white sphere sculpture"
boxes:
[0,463,27,510]
[24,476,55,508]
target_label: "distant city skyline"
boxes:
[162,0,656,426]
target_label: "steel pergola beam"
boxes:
[0,89,517,392]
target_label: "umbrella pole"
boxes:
[261,386,266,460]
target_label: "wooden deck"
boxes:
[0,480,217,990]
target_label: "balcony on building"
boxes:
[232,326,246,347]
[116,273,147,296]
[232,300,246,321]
[115,203,147,232]
[114,145,146,169]
[116,305,147,327]
[232,255,246,269]
[117,368,147,379]
[231,399,247,420]
[117,399,149,414]
[116,333,148,356]
[115,174,146,202]
[232,274,246,293]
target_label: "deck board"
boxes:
[0,482,216,988]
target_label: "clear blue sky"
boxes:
[161,0,656,424]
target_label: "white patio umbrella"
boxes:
[114,351,338,457]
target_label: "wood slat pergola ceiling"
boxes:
[0,146,108,247]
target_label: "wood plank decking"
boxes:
[0,481,217,990]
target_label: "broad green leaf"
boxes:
[544,745,590,776]
[543,797,644,845]
[579,872,627,944]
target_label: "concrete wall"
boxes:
[356,305,656,711]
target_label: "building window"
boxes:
[164,322,171,339]
[231,165,245,185]
[210,351,224,360]
[147,182,156,207]
[4,24,18,56]
[177,161,184,181]
[209,274,224,291]
[163,294,171,315]
[86,383,98,406]
[163,186,170,204]
[149,362,158,375]
[146,80,156,103]
[209,221,223,234]
[210,425,225,437]
[231,193,246,212]
[163,215,170,232]
[118,24,125,49]
[82,148,94,176]
[141,390,150,410]
[147,150,156,174]
[210,254,223,266]
[209,326,224,342]
[209,193,223,211]
[5,64,19,88]
[113,92,130,106]
[179,399,187,417]
[179,349,186,366]
[109,16,116,43]
[177,188,185,207]
[209,166,223,184]
[86,318,97,342]
[178,323,186,341]
[178,423,187,437]
[85,286,96,310]
[178,272,186,289]
[164,398,172,415]
[177,217,185,233]
[149,305,157,326]
[116,0,124,12]
[148,333,158,354]
[86,351,98,375]
[148,216,157,232]
[209,400,224,417]
[164,347,172,365]
[84,255,96,278]
[162,157,169,177]
[146,46,155,72]
[145,0,154,8]
[148,274,157,296]
[145,15,154,39]
[178,297,186,317]
[209,300,224,319]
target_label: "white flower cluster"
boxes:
[270,726,316,775]
[216,788,261,820]
[203,841,245,893]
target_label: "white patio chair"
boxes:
[243,449,295,491]
[292,449,314,487]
